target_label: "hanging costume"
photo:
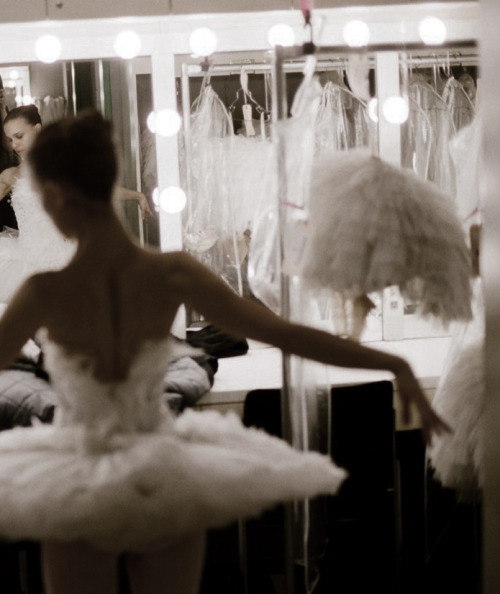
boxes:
[427,113,484,500]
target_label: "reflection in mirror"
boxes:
[178,41,481,594]
[178,51,379,334]
[0,58,158,248]
[401,46,483,594]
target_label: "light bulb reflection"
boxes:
[189,27,217,57]
[267,23,295,48]
[368,97,379,123]
[382,96,409,124]
[156,109,182,137]
[35,35,62,64]
[343,20,370,47]
[418,17,447,45]
[152,187,160,212]
[159,187,187,214]
[147,112,157,134]
[114,30,142,59]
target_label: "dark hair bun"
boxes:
[28,110,117,202]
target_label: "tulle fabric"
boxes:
[248,69,322,312]
[0,173,75,302]
[427,279,484,500]
[449,113,482,222]
[300,150,473,325]
[0,335,346,551]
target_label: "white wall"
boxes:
[479,1,500,592]
[1,0,477,23]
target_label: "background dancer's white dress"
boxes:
[0,334,346,551]
[0,174,75,302]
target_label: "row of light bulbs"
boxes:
[27,16,448,213]
[33,16,449,63]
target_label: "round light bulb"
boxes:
[382,96,409,124]
[7,80,16,89]
[9,70,19,81]
[35,35,62,64]
[343,20,370,48]
[159,187,187,214]
[418,17,447,45]
[155,109,182,137]
[367,97,379,123]
[267,23,295,48]
[189,27,217,57]
[114,30,142,60]
[22,95,33,105]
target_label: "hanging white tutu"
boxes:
[0,336,346,551]
[427,278,484,500]
[300,150,473,325]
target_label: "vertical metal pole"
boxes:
[272,44,295,594]
[181,63,193,223]
[70,60,77,115]
[96,59,106,115]
[126,60,144,246]
[62,61,69,115]
[376,51,406,342]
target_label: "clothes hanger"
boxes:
[228,68,269,137]
[228,68,266,116]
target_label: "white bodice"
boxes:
[41,335,177,448]
[0,173,76,302]
[13,174,75,270]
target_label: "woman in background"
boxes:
[1,104,153,218]
[0,104,152,302]
[0,77,19,231]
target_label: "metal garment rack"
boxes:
[271,37,478,594]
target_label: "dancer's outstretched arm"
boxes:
[172,252,450,444]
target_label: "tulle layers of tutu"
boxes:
[0,409,346,551]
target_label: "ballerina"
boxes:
[0,105,153,303]
[0,110,448,594]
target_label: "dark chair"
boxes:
[241,380,399,594]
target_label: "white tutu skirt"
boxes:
[0,409,346,551]
[300,151,473,324]
[427,280,484,499]
[427,341,484,499]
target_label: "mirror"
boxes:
[0,4,483,592]
[176,31,481,594]
[0,57,159,247]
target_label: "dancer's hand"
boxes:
[395,362,451,445]
[136,192,153,221]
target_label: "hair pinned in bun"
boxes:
[28,110,117,202]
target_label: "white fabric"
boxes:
[0,335,346,551]
[300,150,473,325]
[427,278,485,500]
[0,173,76,302]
